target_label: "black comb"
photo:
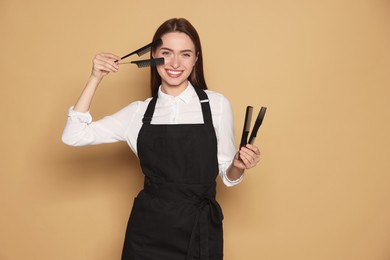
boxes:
[239,106,267,147]
[248,107,267,144]
[120,38,162,60]
[130,57,165,68]
[239,106,254,148]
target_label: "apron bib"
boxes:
[121,87,224,260]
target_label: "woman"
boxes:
[62,18,260,260]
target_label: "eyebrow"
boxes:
[160,47,194,53]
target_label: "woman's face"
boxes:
[154,32,198,94]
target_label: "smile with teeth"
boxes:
[166,69,184,78]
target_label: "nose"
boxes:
[169,55,180,69]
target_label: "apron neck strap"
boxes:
[142,94,158,124]
[193,87,213,124]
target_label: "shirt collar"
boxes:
[157,82,196,104]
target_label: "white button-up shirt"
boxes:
[62,83,243,186]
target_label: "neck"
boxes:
[161,81,189,97]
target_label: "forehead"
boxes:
[159,32,195,51]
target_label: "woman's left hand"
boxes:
[234,144,261,170]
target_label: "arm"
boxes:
[62,53,131,147]
[73,53,120,112]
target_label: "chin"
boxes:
[163,77,188,87]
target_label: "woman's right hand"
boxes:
[91,52,121,80]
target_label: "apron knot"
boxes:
[187,195,224,260]
[143,178,223,260]
[198,196,224,224]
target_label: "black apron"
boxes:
[121,87,224,260]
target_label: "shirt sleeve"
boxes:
[61,102,140,147]
[213,94,245,187]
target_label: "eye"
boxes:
[161,51,172,57]
[182,52,192,58]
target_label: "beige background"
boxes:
[1,0,390,259]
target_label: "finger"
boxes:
[233,156,247,169]
[95,53,120,66]
[95,54,120,66]
[99,52,121,61]
[245,144,260,155]
[239,148,260,168]
[239,150,255,168]
[243,145,261,163]
[240,146,257,161]
[94,62,118,73]
[94,57,119,72]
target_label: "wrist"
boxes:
[227,164,245,181]
[88,74,103,84]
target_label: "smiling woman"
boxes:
[153,32,198,96]
[61,17,261,260]
[150,18,207,97]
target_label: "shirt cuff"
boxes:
[67,106,93,124]
[222,170,244,187]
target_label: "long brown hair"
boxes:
[150,18,208,96]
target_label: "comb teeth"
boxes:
[131,58,165,68]
[239,106,254,148]
[136,48,152,57]
[245,108,253,131]
[248,106,267,145]
[135,38,163,56]
[120,38,163,61]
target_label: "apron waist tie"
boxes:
[186,196,223,260]
[143,177,223,260]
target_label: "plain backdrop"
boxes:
[1,0,390,259]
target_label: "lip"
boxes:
[165,69,184,78]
